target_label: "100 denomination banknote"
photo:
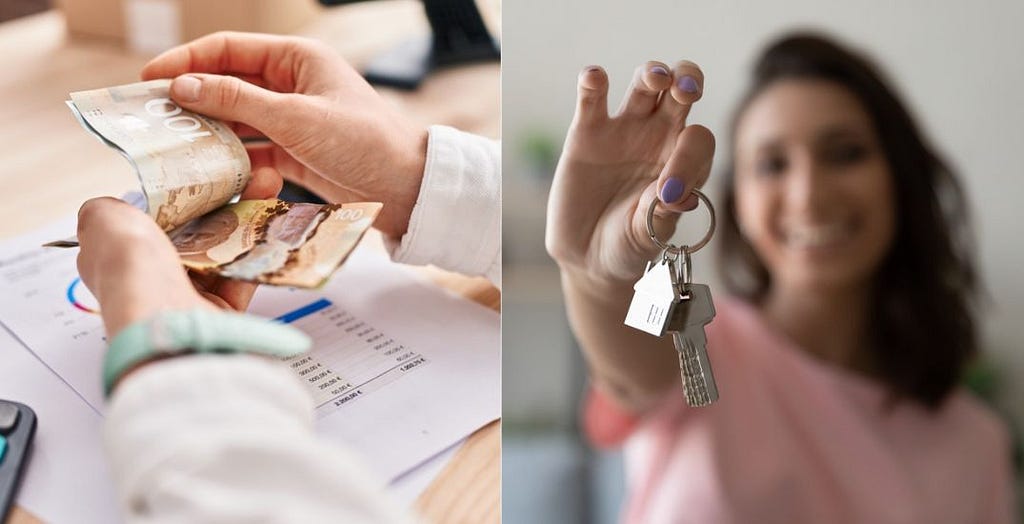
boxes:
[68,79,250,231]
[56,80,383,288]
[171,201,382,288]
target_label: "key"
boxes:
[666,283,718,406]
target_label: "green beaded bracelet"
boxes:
[103,309,312,397]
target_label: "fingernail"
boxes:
[650,65,669,76]
[660,178,685,203]
[172,75,201,102]
[677,75,700,94]
[585,66,602,73]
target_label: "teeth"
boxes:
[784,223,848,248]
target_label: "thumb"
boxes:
[632,181,682,260]
[239,166,284,200]
[169,73,304,147]
[655,124,715,214]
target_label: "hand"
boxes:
[545,61,715,285]
[544,61,716,409]
[140,31,429,239]
[76,169,282,339]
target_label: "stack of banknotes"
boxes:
[50,79,381,289]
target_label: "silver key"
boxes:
[666,283,718,406]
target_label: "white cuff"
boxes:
[104,355,414,523]
[387,125,501,287]
[105,354,316,490]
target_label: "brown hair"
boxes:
[717,33,979,408]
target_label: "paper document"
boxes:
[0,215,500,485]
[0,321,463,523]
[0,329,119,524]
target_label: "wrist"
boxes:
[382,124,428,239]
[103,309,311,397]
[102,291,215,342]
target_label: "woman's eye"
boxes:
[756,155,787,176]
[827,143,867,165]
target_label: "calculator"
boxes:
[0,400,36,521]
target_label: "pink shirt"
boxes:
[585,297,1016,524]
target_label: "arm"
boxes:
[561,271,679,412]
[387,125,501,287]
[106,355,413,524]
[545,60,715,413]
[76,197,413,523]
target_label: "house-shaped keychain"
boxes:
[624,260,679,336]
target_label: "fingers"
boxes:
[617,61,674,117]
[247,147,342,201]
[141,32,307,88]
[656,124,716,212]
[657,61,704,124]
[191,274,258,312]
[209,281,259,311]
[240,166,284,200]
[77,197,163,254]
[76,198,207,337]
[251,145,348,203]
[629,123,713,256]
[280,165,350,204]
[573,66,609,125]
[631,182,681,259]
[76,198,180,290]
[167,73,311,149]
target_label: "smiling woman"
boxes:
[544,31,1012,523]
[719,35,977,405]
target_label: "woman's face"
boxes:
[733,79,896,293]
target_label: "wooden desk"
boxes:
[0,2,500,523]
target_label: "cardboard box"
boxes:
[57,0,321,53]
[59,0,126,42]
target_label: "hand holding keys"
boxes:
[624,190,719,407]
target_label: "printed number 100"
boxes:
[144,98,213,143]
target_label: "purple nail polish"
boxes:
[650,66,669,76]
[660,178,685,203]
[678,75,700,93]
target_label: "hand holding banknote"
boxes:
[141,31,429,240]
[61,79,383,289]
[76,164,279,338]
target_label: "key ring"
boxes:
[646,188,716,256]
[658,245,693,286]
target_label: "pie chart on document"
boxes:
[66,277,100,315]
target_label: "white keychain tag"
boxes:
[624,260,678,336]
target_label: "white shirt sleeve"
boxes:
[387,125,501,288]
[104,354,416,524]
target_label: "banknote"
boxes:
[55,80,384,288]
[171,201,382,288]
[68,79,250,231]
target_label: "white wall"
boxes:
[503,0,1024,422]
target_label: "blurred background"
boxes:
[502,1,1024,522]
[0,0,500,236]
